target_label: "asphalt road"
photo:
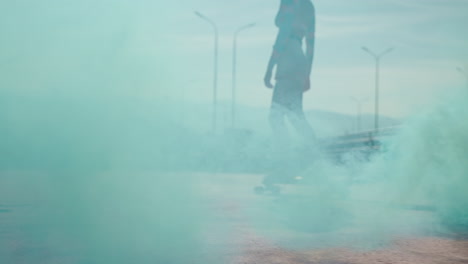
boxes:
[1,171,468,263]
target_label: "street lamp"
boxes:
[195,11,219,133]
[350,97,368,132]
[362,46,394,132]
[232,22,255,128]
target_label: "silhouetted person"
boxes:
[255,0,317,195]
[264,0,316,147]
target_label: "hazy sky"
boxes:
[1,0,467,118]
[165,0,468,117]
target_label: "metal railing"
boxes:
[321,126,400,161]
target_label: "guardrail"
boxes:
[321,126,399,162]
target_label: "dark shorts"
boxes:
[272,79,304,112]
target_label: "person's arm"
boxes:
[305,8,316,77]
[265,0,294,88]
[264,55,276,89]
[302,6,315,92]
[264,27,291,88]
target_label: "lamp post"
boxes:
[362,46,394,132]
[232,23,255,128]
[350,97,368,132]
[195,11,219,133]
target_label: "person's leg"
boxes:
[270,79,293,150]
[285,95,320,179]
[261,102,289,192]
[289,109,316,143]
[284,81,317,144]
[269,102,289,144]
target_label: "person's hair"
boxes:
[275,0,314,30]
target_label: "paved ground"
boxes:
[232,234,468,264]
[201,173,468,264]
[1,171,468,263]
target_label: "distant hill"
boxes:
[0,96,401,171]
[179,101,402,137]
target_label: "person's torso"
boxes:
[275,40,307,81]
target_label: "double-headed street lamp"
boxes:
[232,23,255,128]
[195,11,219,132]
[362,46,394,132]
